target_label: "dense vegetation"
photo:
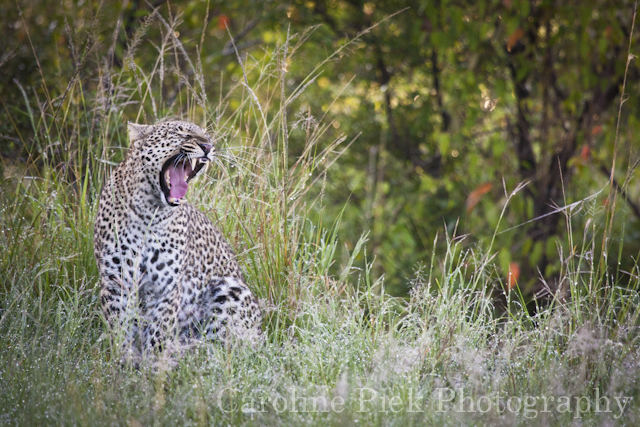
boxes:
[3,0,640,297]
[1,0,640,425]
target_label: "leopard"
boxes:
[93,120,262,362]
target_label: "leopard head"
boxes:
[127,120,215,207]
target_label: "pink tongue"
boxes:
[168,163,189,199]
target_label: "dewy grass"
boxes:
[1,9,640,426]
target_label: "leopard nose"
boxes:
[199,143,213,154]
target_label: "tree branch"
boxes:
[599,164,640,221]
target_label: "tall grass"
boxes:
[1,6,640,426]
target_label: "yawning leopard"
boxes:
[93,120,262,360]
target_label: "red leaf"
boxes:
[507,28,524,52]
[466,182,492,213]
[508,262,520,290]
[217,15,230,30]
[580,145,590,162]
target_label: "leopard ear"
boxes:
[127,122,152,143]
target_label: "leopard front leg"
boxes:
[140,280,181,354]
[100,275,142,361]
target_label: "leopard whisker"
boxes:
[207,155,260,181]
[171,152,185,169]
[215,153,263,177]
[216,146,265,153]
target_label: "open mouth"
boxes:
[159,154,208,206]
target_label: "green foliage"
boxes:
[4,0,640,297]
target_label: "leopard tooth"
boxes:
[191,157,197,171]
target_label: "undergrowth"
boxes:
[1,6,639,426]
